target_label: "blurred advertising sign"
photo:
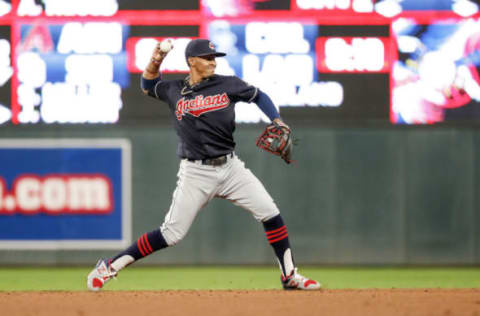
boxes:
[293,0,478,18]
[0,25,11,124]
[208,21,345,123]
[1,0,479,125]
[293,0,375,13]
[392,18,480,124]
[15,22,129,124]
[0,139,131,250]
[316,37,391,73]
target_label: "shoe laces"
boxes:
[98,261,118,280]
[105,269,118,280]
[105,265,118,281]
[283,267,306,282]
[291,268,308,282]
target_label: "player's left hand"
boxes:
[256,120,294,164]
[273,118,289,129]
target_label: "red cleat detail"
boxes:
[281,268,321,290]
[87,259,117,291]
[304,279,318,288]
[92,278,103,289]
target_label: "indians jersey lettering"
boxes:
[150,75,258,159]
[175,93,230,120]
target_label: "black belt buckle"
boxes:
[203,155,227,166]
[202,152,233,166]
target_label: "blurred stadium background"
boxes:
[0,0,480,268]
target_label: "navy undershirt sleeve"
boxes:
[254,90,280,121]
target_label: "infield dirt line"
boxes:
[1,289,479,316]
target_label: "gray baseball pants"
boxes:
[160,154,280,246]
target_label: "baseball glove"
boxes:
[256,122,294,164]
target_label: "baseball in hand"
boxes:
[159,39,173,53]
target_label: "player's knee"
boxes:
[259,209,280,222]
[253,203,280,222]
[163,233,184,247]
[165,232,186,246]
[160,225,187,246]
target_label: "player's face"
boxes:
[192,55,216,77]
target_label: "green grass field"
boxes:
[0,266,479,291]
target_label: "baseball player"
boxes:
[87,39,321,291]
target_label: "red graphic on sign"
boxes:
[19,23,54,53]
[0,174,114,215]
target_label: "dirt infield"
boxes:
[1,289,479,316]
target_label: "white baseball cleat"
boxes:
[281,268,321,290]
[87,259,117,292]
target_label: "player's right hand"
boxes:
[151,43,164,64]
[152,41,172,64]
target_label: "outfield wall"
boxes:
[0,125,478,265]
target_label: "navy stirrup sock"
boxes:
[111,228,168,263]
[263,215,294,276]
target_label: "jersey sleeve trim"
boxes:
[247,87,259,103]
[154,80,162,99]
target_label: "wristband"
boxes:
[141,76,160,91]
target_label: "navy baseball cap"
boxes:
[185,39,226,60]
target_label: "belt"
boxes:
[187,152,234,166]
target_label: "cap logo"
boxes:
[209,42,215,50]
